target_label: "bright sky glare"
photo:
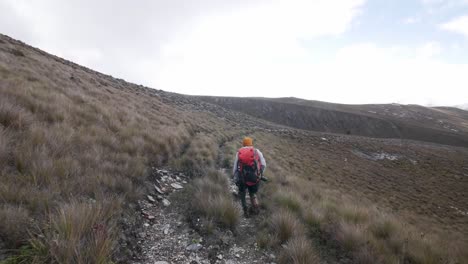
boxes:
[1,0,468,106]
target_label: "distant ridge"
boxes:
[196,96,468,147]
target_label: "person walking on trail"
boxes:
[232,137,266,216]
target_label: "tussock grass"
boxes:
[0,205,30,248]
[0,127,12,167]
[270,210,303,244]
[32,199,119,264]
[250,132,467,264]
[191,170,240,230]
[302,194,450,264]
[172,134,218,176]
[0,40,237,262]
[279,236,319,264]
[273,191,302,214]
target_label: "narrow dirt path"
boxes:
[132,168,276,264]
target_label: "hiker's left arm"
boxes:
[232,153,239,175]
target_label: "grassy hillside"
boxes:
[1,34,468,263]
[197,96,468,147]
[0,34,243,263]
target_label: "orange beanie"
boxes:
[242,137,253,146]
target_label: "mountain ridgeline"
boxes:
[197,96,468,147]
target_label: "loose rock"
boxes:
[186,243,203,251]
[171,183,183,189]
[147,195,156,203]
[154,185,164,194]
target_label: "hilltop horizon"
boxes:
[2,0,468,106]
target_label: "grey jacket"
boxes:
[232,147,267,175]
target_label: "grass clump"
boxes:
[0,205,30,248]
[270,210,303,244]
[273,191,302,214]
[172,134,218,176]
[279,236,319,264]
[31,199,120,264]
[191,170,240,230]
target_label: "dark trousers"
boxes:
[238,182,260,212]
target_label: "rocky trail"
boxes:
[130,168,276,264]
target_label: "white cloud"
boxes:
[421,0,468,8]
[324,44,468,105]
[440,15,468,37]
[2,0,467,106]
[157,40,468,106]
[153,1,468,106]
[402,17,420,24]
[417,41,442,58]
[156,0,366,93]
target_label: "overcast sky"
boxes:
[1,0,468,106]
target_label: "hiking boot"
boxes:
[250,195,259,214]
[243,207,250,218]
[248,206,259,216]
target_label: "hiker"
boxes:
[232,137,266,216]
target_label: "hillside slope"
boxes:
[1,34,468,264]
[197,96,468,147]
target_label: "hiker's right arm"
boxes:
[257,149,266,173]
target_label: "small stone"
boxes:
[163,199,171,207]
[171,183,183,189]
[147,215,155,221]
[186,243,203,251]
[144,223,150,227]
[217,254,223,260]
[163,228,169,235]
[269,254,276,259]
[154,261,169,264]
[147,195,156,203]
[154,185,164,194]
[182,180,187,184]
[235,254,240,258]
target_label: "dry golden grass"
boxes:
[250,132,467,264]
[279,236,319,264]
[0,205,30,248]
[30,199,121,264]
[0,37,236,262]
[191,170,240,230]
[269,210,304,244]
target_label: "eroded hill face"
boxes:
[197,96,468,147]
[1,34,468,263]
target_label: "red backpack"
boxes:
[237,147,261,186]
